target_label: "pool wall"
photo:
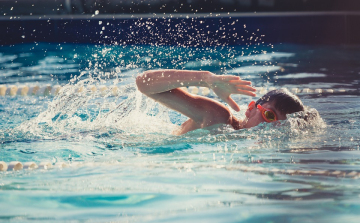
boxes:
[1,11,360,46]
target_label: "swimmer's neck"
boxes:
[229,116,244,130]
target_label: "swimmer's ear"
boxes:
[226,96,240,112]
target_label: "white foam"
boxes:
[236,52,295,62]
[275,73,327,79]
[184,60,216,68]
[227,65,282,74]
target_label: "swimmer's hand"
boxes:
[207,74,256,112]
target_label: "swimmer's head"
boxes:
[244,89,305,128]
[255,89,304,115]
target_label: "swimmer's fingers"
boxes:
[236,89,257,97]
[229,79,252,86]
[228,81,256,95]
[235,84,257,93]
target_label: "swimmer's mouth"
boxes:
[245,109,250,118]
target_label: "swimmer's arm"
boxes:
[136,69,256,111]
[136,69,211,94]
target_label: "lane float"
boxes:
[0,84,355,97]
[23,162,38,170]
[0,161,71,172]
[0,160,359,179]
[38,162,53,169]
[182,86,354,96]
[0,84,124,97]
[223,165,360,179]
[7,161,23,171]
[0,161,8,171]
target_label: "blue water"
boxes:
[0,43,360,222]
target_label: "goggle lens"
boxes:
[257,104,277,123]
[263,110,276,121]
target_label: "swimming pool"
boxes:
[0,42,360,222]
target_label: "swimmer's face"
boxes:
[243,101,287,128]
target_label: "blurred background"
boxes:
[1,0,360,16]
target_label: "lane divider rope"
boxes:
[223,165,360,179]
[0,84,356,97]
[0,161,359,179]
[0,161,67,171]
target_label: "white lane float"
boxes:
[0,161,8,171]
[0,161,62,171]
[38,162,53,169]
[23,162,38,170]
[0,84,352,97]
[7,161,23,171]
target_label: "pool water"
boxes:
[0,42,360,222]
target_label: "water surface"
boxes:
[0,43,360,222]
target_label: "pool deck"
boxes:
[1,11,360,46]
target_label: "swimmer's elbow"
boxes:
[136,73,147,94]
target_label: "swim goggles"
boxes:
[248,101,277,122]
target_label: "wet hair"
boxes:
[255,89,304,116]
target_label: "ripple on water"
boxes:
[0,43,360,222]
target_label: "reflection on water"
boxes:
[0,43,360,222]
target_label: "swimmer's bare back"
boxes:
[136,69,256,135]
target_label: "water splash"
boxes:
[0,38,303,157]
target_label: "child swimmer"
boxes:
[136,69,306,135]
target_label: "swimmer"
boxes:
[136,69,305,135]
